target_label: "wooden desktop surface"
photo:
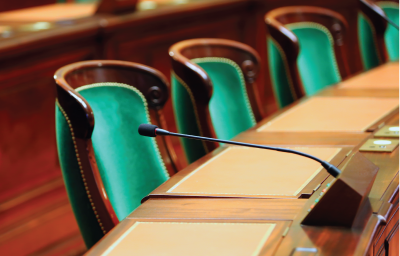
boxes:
[147,146,350,200]
[338,62,399,90]
[85,62,399,255]
[319,62,399,98]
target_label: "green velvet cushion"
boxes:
[379,2,399,61]
[267,37,296,108]
[171,74,208,164]
[358,13,381,70]
[287,22,342,95]
[193,58,256,141]
[56,83,169,248]
[172,58,256,163]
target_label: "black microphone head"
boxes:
[138,124,158,137]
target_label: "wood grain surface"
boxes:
[257,97,398,132]
[338,62,399,89]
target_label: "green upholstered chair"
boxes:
[169,38,264,164]
[358,0,399,70]
[377,1,399,61]
[54,60,179,248]
[265,7,351,108]
[358,0,389,70]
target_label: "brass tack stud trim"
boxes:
[57,102,107,235]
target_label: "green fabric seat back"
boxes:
[287,22,342,95]
[172,57,256,163]
[56,83,169,248]
[358,13,381,70]
[379,2,399,61]
[172,75,208,164]
[193,58,256,140]
[267,37,297,108]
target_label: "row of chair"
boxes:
[54,2,399,249]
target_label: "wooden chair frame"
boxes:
[54,60,180,235]
[169,38,264,153]
[265,6,351,98]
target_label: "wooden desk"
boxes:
[319,62,399,98]
[85,63,399,255]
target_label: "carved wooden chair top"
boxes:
[265,6,351,103]
[54,60,179,248]
[169,38,264,164]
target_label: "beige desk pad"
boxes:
[0,4,96,22]
[167,147,341,197]
[102,222,276,256]
[258,97,398,132]
[338,62,399,89]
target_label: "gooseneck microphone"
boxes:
[138,124,342,178]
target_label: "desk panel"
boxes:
[148,146,349,199]
[318,62,399,98]
[338,62,399,90]
[102,221,276,256]
[87,198,298,256]
[168,147,340,197]
[257,97,398,133]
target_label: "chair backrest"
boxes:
[376,0,399,61]
[265,6,350,107]
[358,0,389,70]
[169,38,263,164]
[54,60,178,248]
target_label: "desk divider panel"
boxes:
[147,146,345,199]
[257,97,398,132]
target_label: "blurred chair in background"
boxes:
[376,0,399,61]
[169,38,264,164]
[54,60,179,248]
[358,0,389,70]
[358,0,399,70]
[265,7,350,108]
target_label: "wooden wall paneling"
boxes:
[0,0,54,13]
[0,23,101,255]
[0,177,85,255]
[0,41,99,203]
